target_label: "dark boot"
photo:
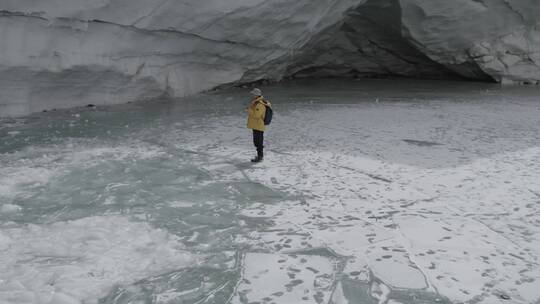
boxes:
[251,148,263,162]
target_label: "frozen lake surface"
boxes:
[1,79,540,304]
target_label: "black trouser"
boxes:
[253,130,264,158]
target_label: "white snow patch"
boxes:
[168,201,196,208]
[0,204,22,214]
[366,241,427,289]
[232,253,335,304]
[0,216,194,303]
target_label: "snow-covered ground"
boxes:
[1,79,539,304]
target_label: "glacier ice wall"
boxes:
[0,0,539,116]
[0,0,361,116]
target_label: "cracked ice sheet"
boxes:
[243,222,326,253]
[395,214,540,303]
[240,201,332,253]
[232,253,335,304]
[240,200,394,255]
[232,146,540,303]
[0,216,194,303]
[365,238,429,290]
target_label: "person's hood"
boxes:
[250,88,262,96]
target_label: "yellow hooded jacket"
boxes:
[247,96,270,132]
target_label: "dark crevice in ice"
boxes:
[89,19,275,51]
[0,10,48,21]
[0,9,274,52]
[403,139,444,147]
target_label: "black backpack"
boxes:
[263,101,273,125]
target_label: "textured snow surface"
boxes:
[0,79,539,303]
[231,253,336,304]
[1,0,539,116]
[0,216,194,303]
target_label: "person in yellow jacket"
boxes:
[247,88,270,162]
